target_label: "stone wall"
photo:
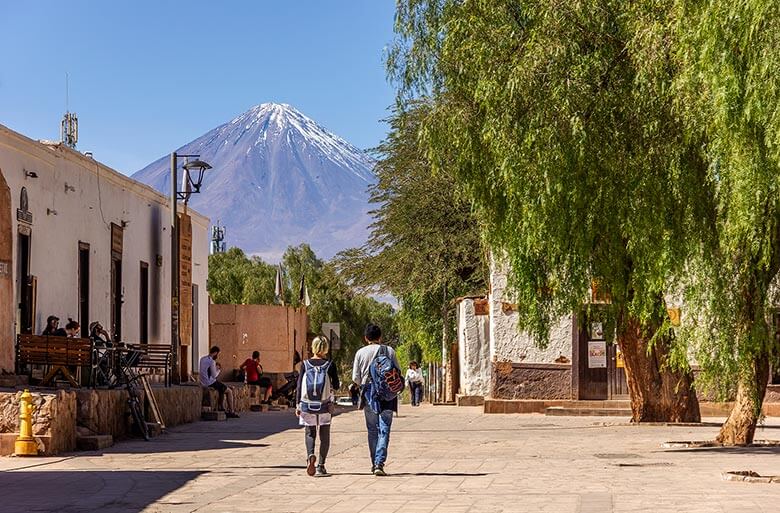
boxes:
[457,299,491,397]
[489,259,573,364]
[76,388,143,440]
[0,389,76,455]
[491,362,572,400]
[153,385,202,427]
[202,382,252,412]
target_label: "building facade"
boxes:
[0,123,210,376]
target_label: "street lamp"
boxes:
[170,152,211,384]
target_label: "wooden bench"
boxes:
[123,344,173,387]
[16,334,93,387]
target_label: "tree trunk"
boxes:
[618,313,701,423]
[716,353,770,445]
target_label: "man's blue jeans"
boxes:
[364,407,393,466]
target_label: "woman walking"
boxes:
[296,336,340,477]
[405,361,424,406]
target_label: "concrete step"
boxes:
[77,434,113,451]
[269,404,288,411]
[250,404,269,412]
[201,410,226,421]
[146,422,163,437]
[545,406,632,417]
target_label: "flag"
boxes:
[299,274,311,307]
[274,264,284,305]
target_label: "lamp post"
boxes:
[170,152,211,383]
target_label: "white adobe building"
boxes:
[0,123,210,377]
[457,259,628,403]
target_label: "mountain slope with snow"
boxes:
[132,103,375,260]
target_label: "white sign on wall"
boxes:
[588,341,607,368]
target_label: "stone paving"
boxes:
[0,405,779,512]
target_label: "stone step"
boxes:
[269,404,288,411]
[250,404,269,412]
[76,434,114,451]
[146,422,163,437]
[201,410,226,421]
[545,406,632,417]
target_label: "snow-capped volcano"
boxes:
[132,103,375,260]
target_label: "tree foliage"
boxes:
[390,0,708,421]
[337,103,487,364]
[208,244,398,378]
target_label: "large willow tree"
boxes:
[673,0,780,444]
[390,0,708,422]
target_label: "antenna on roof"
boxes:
[60,72,78,149]
[211,221,226,254]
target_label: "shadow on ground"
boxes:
[0,470,205,513]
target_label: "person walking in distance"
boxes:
[405,361,424,406]
[297,336,339,477]
[352,323,404,476]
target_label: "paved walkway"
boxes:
[0,405,779,512]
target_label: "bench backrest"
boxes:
[16,334,93,366]
[123,343,172,368]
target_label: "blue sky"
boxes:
[0,1,397,174]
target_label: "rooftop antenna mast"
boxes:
[211,221,226,254]
[60,72,78,149]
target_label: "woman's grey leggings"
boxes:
[305,424,331,463]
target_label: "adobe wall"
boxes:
[209,304,307,375]
[0,168,12,371]
[457,299,491,397]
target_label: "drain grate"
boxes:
[614,462,674,467]
[594,453,641,459]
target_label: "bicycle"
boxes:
[114,349,149,441]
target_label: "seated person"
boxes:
[199,346,239,418]
[89,321,112,346]
[42,315,67,337]
[240,350,273,404]
[64,319,81,338]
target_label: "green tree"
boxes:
[390,0,706,421]
[207,247,276,304]
[337,103,487,399]
[673,0,780,444]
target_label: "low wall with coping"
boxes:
[491,362,572,400]
[0,389,76,455]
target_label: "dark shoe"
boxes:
[373,465,386,476]
[315,464,328,477]
[370,465,375,475]
[226,412,240,419]
[306,454,317,476]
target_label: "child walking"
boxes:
[296,336,340,477]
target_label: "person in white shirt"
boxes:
[198,346,239,418]
[405,361,424,406]
[352,323,401,476]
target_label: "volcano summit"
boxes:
[133,103,375,260]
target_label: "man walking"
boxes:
[352,323,402,476]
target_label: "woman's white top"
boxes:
[405,368,423,384]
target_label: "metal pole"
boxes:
[170,152,180,384]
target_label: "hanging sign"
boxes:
[588,340,607,368]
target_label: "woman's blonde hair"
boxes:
[311,335,330,356]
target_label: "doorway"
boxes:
[191,283,199,373]
[140,262,149,344]
[78,243,90,337]
[111,258,122,342]
[17,230,32,334]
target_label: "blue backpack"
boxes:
[369,345,405,402]
[299,360,332,414]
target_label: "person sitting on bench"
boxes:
[240,350,273,404]
[42,315,67,337]
[199,346,239,418]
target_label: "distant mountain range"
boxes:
[133,103,375,261]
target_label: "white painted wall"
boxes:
[0,124,210,371]
[489,258,573,364]
[457,298,491,397]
